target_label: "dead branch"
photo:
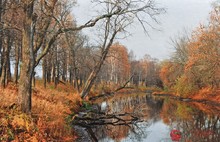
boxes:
[73,112,142,128]
[89,75,134,100]
[114,75,134,92]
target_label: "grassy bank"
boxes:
[0,80,161,141]
[0,81,82,141]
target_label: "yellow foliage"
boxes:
[174,75,198,97]
[11,114,34,132]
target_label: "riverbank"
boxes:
[5,81,217,141]
[0,82,82,141]
[0,82,160,141]
[72,88,220,142]
[153,89,220,106]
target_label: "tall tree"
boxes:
[18,0,35,113]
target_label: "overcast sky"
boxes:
[73,0,215,60]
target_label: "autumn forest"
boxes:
[0,0,219,141]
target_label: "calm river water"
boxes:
[74,94,220,142]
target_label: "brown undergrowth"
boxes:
[0,81,82,141]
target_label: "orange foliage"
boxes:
[107,42,131,83]
[160,6,220,98]
[192,87,220,103]
[0,82,82,141]
[185,10,220,89]
[159,61,173,87]
[159,61,183,89]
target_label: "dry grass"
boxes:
[0,81,82,141]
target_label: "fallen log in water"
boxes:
[72,111,144,142]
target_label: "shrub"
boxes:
[174,75,198,97]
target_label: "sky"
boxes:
[72,0,215,60]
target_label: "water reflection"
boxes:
[161,100,220,142]
[74,94,220,142]
[94,95,164,142]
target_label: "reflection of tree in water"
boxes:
[109,95,163,138]
[106,95,163,120]
[161,100,220,142]
[73,111,141,142]
[73,94,164,142]
[74,95,220,142]
[95,95,149,141]
[105,125,130,142]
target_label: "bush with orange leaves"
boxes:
[0,82,82,141]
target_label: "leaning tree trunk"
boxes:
[18,1,35,114]
[80,27,117,99]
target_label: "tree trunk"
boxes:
[79,75,83,88]
[69,68,73,85]
[73,66,80,93]
[71,48,79,93]
[6,35,11,83]
[61,55,67,82]
[55,62,59,88]
[42,56,47,88]
[52,45,57,83]
[32,71,36,87]
[0,41,2,77]
[0,43,6,87]
[47,63,51,83]
[52,59,56,82]
[0,0,3,77]
[1,33,12,87]
[18,1,35,114]
[54,45,59,88]
[14,40,20,84]
[47,53,52,83]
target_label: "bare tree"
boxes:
[80,0,165,98]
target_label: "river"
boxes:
[73,94,220,142]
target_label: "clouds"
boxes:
[73,0,214,60]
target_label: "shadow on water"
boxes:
[73,94,220,142]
